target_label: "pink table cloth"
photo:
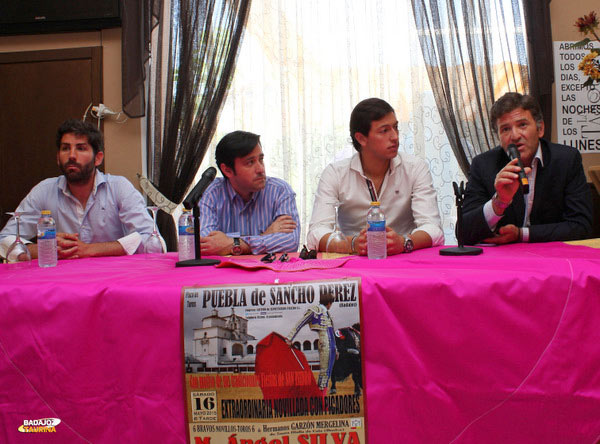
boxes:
[1,242,599,443]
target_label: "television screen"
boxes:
[0,0,121,35]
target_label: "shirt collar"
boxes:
[58,169,104,197]
[351,152,402,177]
[224,178,261,205]
[533,142,544,168]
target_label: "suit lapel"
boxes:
[529,140,551,222]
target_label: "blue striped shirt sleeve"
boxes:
[243,190,300,254]
[198,177,300,254]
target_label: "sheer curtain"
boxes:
[196,0,526,246]
[412,0,530,175]
[146,0,251,249]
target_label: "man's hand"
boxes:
[483,224,520,245]
[56,232,82,259]
[356,227,431,255]
[354,228,368,255]
[354,227,404,256]
[56,233,127,258]
[356,227,405,256]
[384,227,406,256]
[494,158,532,204]
[261,215,297,235]
[200,231,234,256]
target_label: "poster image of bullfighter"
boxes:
[182,278,367,444]
[331,323,362,396]
[286,291,336,395]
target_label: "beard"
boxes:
[59,159,96,184]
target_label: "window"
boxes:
[198,0,527,245]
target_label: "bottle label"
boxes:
[367,221,385,231]
[38,228,56,240]
[179,225,193,236]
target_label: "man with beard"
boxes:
[307,98,444,255]
[198,131,300,255]
[0,119,156,260]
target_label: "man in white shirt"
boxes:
[0,119,157,260]
[307,98,444,255]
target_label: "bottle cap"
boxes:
[41,210,51,215]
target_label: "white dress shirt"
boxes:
[307,152,444,249]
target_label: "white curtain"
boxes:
[199,0,467,246]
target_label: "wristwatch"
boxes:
[232,237,242,256]
[403,236,414,254]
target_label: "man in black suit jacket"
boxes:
[462,92,592,245]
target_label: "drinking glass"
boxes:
[325,202,351,253]
[5,212,32,264]
[143,206,165,254]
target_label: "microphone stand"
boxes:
[439,181,483,256]
[175,190,221,268]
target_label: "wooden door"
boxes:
[0,46,102,229]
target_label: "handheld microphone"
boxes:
[183,167,217,209]
[507,144,529,195]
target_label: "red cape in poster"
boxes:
[255,332,322,412]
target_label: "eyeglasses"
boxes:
[299,245,317,260]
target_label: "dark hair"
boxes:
[215,131,261,175]
[490,92,544,133]
[56,119,104,155]
[320,291,335,307]
[349,98,395,151]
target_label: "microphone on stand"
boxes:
[176,167,220,268]
[439,181,482,256]
[507,144,529,195]
[183,167,217,210]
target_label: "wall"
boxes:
[0,29,144,190]
[550,0,599,177]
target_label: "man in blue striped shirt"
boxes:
[199,131,300,256]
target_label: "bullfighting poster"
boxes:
[182,278,366,444]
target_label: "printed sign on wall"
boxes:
[553,41,600,153]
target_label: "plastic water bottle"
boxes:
[178,209,195,261]
[37,210,57,267]
[367,201,386,260]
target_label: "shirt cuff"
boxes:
[483,199,503,231]
[306,227,334,251]
[521,227,529,243]
[413,224,445,247]
[118,232,142,255]
[243,235,265,255]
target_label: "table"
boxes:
[1,242,600,443]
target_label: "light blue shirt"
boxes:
[0,170,156,254]
[199,177,300,254]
